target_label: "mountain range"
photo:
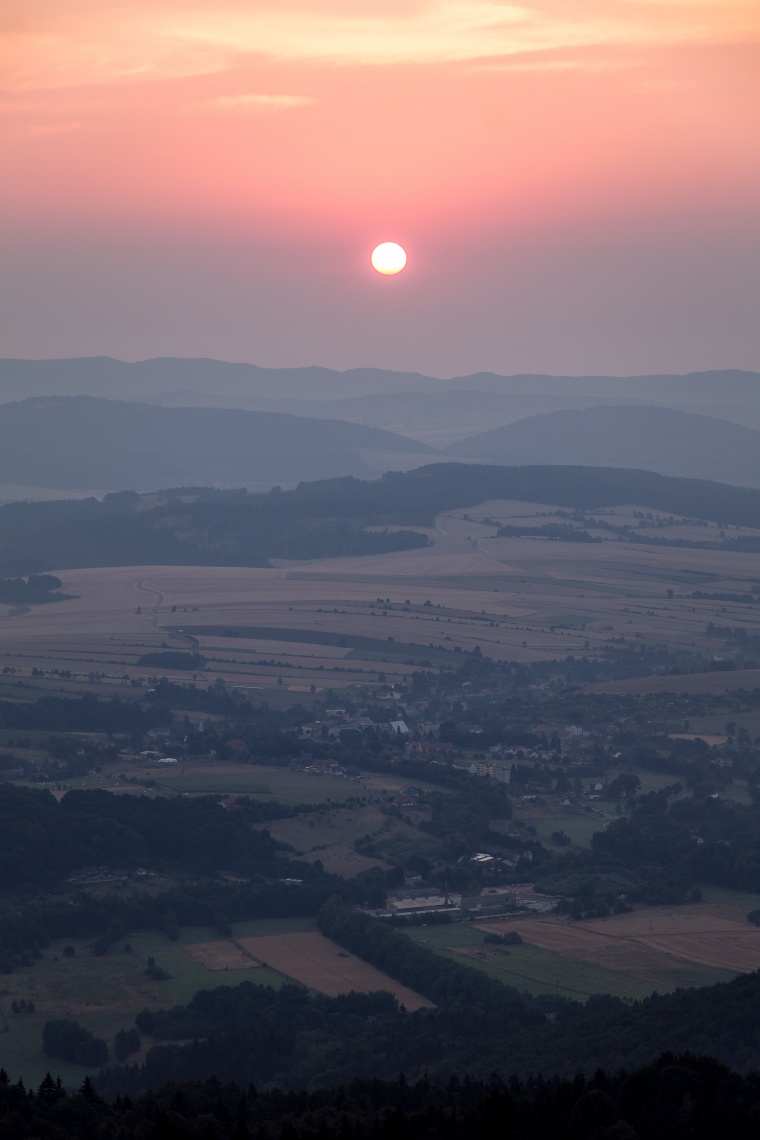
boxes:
[0,358,758,494]
[1,358,758,433]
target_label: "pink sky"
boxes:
[2,1,759,376]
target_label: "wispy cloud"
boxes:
[470,53,642,74]
[23,120,82,136]
[198,93,314,113]
[165,1,760,66]
[3,1,759,94]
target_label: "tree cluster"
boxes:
[42,1018,109,1067]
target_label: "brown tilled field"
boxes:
[236,930,433,1009]
[477,897,760,976]
[2,500,760,694]
[582,906,760,972]
[183,940,262,971]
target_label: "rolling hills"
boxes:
[2,358,758,438]
[1,359,759,497]
[446,405,760,489]
[0,396,434,492]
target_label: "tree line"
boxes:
[3,1052,759,1139]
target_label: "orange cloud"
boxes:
[197,92,315,113]
[3,1,759,95]
[1,2,758,246]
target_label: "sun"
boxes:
[371,242,407,275]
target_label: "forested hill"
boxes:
[3,463,760,575]
[0,395,435,491]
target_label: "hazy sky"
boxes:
[2,1,759,377]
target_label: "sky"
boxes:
[1,1,759,378]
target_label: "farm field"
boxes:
[0,921,288,1089]
[476,893,760,986]
[143,761,444,805]
[585,670,760,696]
[404,891,760,1001]
[23,759,370,806]
[404,918,734,1001]
[2,500,760,696]
[133,762,363,806]
[183,940,262,970]
[38,759,447,817]
[403,923,670,1000]
[234,929,433,1010]
[686,710,760,740]
[0,915,435,1088]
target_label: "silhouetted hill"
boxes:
[3,463,760,575]
[0,396,435,491]
[0,357,443,403]
[449,367,760,404]
[446,405,760,489]
[1,359,758,436]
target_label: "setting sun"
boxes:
[371,242,407,276]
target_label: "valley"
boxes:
[3,465,760,1103]
[3,497,760,698]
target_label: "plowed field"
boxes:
[477,898,760,976]
[237,930,433,1009]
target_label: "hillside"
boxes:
[3,462,760,576]
[2,359,758,436]
[221,388,634,447]
[447,405,760,489]
[0,396,435,492]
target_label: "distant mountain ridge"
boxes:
[0,359,758,494]
[0,357,443,403]
[0,396,434,492]
[0,356,757,420]
[446,405,760,490]
[163,388,639,447]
